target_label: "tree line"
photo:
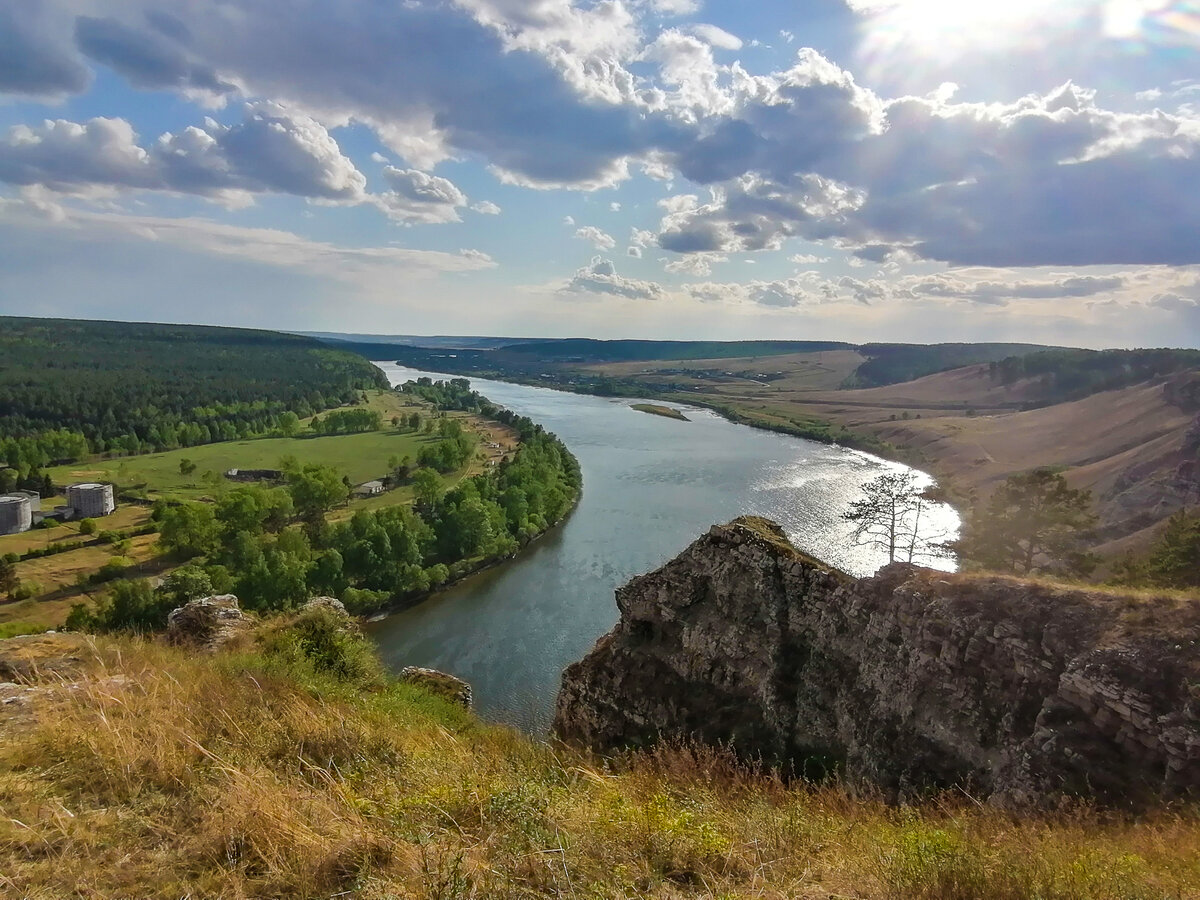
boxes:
[66,382,582,631]
[0,316,387,477]
[988,348,1200,406]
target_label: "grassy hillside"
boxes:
[1,624,1196,899]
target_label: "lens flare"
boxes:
[853,1,1200,86]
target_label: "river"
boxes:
[367,363,959,734]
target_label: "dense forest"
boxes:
[844,343,1060,388]
[0,316,387,476]
[987,348,1200,405]
[69,379,582,630]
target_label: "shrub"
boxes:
[77,518,97,535]
[259,603,381,684]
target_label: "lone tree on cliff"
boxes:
[843,471,932,564]
[960,468,1097,576]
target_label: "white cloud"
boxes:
[471,200,502,215]
[0,200,495,287]
[575,225,617,250]
[562,255,665,299]
[378,166,468,224]
[688,24,743,51]
[0,105,368,205]
[664,253,726,276]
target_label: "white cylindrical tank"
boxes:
[0,495,33,535]
[66,483,116,519]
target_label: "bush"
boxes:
[259,603,381,684]
[77,518,97,535]
[93,556,133,584]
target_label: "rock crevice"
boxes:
[553,516,1199,808]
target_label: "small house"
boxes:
[353,480,385,498]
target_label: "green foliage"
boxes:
[285,462,349,523]
[66,579,174,634]
[411,467,444,509]
[259,603,382,683]
[0,554,19,598]
[846,343,1054,388]
[215,484,293,535]
[988,348,1200,406]
[77,518,97,536]
[0,315,386,457]
[155,565,216,608]
[156,501,220,558]
[0,621,45,638]
[308,407,382,435]
[960,469,1097,575]
[1113,511,1200,589]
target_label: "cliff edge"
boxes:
[553,516,1199,808]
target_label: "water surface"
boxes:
[368,364,958,733]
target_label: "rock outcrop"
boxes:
[554,517,1200,808]
[166,594,252,651]
[400,666,473,709]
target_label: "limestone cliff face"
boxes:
[553,517,1199,808]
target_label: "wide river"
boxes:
[368,363,959,734]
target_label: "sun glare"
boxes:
[853,1,1200,90]
[854,0,1089,54]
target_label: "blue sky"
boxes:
[1,0,1198,346]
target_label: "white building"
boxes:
[353,480,385,498]
[66,483,116,519]
[0,495,33,535]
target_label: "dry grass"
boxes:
[0,633,1197,899]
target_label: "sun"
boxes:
[851,0,1090,54]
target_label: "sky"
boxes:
[1,0,1199,347]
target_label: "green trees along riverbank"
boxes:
[68,381,581,631]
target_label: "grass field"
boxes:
[42,391,454,500]
[2,629,1196,898]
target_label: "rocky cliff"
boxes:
[554,517,1199,808]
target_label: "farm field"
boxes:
[45,391,439,502]
[5,390,518,630]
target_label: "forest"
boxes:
[66,379,582,630]
[987,347,1200,405]
[0,316,387,478]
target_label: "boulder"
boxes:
[166,594,252,652]
[400,666,473,709]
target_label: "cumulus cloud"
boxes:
[378,166,468,224]
[664,253,727,276]
[0,106,367,205]
[3,0,1200,273]
[575,225,617,250]
[563,256,665,299]
[471,200,502,215]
